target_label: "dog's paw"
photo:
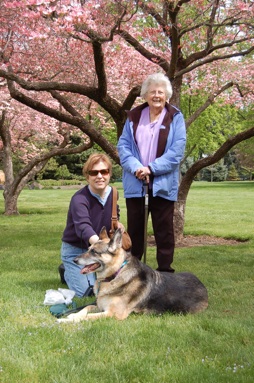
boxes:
[57,310,89,323]
[57,313,82,323]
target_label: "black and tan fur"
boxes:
[58,228,208,323]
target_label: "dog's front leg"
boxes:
[85,311,112,321]
[57,304,97,323]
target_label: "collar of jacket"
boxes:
[126,102,179,158]
[126,102,178,126]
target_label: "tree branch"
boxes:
[0,68,98,96]
[184,39,254,70]
[177,46,254,78]
[206,0,219,49]
[179,126,254,199]
[92,41,107,98]
[0,68,124,124]
[6,80,119,162]
[186,82,234,128]
[121,85,141,111]
[117,29,170,72]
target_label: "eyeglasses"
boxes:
[88,169,110,176]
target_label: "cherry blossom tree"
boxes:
[0,0,253,236]
[0,89,92,214]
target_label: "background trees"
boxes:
[0,0,253,236]
[0,90,93,214]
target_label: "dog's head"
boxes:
[74,227,125,278]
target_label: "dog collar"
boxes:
[100,260,128,283]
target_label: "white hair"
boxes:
[140,73,173,100]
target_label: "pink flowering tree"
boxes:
[0,0,253,236]
[0,90,93,214]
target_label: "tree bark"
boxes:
[174,126,254,239]
[3,192,19,215]
[174,199,186,243]
[0,110,93,215]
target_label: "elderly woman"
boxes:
[60,153,124,297]
[117,72,186,272]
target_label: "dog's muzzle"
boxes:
[74,256,101,274]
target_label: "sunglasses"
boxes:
[88,169,110,176]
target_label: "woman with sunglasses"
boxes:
[60,153,124,297]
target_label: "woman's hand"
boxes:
[89,234,100,245]
[135,166,151,182]
[116,221,125,233]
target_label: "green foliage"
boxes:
[201,161,228,182]
[55,151,90,177]
[235,136,254,179]
[0,182,254,383]
[111,163,122,181]
[182,97,243,160]
[55,164,72,180]
[37,144,121,181]
[38,179,84,188]
[227,164,240,181]
[11,152,25,175]
[37,157,59,180]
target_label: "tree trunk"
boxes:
[174,125,254,240]
[174,199,186,243]
[0,109,95,215]
[3,190,20,215]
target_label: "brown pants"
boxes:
[126,190,175,271]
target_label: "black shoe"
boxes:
[58,263,66,284]
[83,284,95,297]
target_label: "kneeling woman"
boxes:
[61,153,124,297]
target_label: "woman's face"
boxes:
[87,160,111,195]
[145,83,167,111]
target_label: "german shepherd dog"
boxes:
[57,228,208,323]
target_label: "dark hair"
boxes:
[82,153,112,180]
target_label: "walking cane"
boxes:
[143,177,149,264]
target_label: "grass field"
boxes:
[0,181,253,383]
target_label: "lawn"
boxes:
[0,181,253,383]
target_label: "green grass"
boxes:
[184,181,254,240]
[0,181,254,383]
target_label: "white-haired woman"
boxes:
[117,72,186,272]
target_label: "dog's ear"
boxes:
[99,227,109,240]
[108,229,122,253]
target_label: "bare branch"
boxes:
[92,41,107,97]
[176,46,254,78]
[117,29,170,72]
[183,37,254,69]
[179,126,254,199]
[0,68,124,122]
[0,68,98,97]
[186,82,234,128]
[121,85,141,111]
[206,0,219,49]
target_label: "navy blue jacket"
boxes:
[62,185,114,249]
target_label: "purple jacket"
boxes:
[62,185,116,249]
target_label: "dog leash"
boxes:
[50,301,96,318]
[143,179,149,264]
[111,186,118,232]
